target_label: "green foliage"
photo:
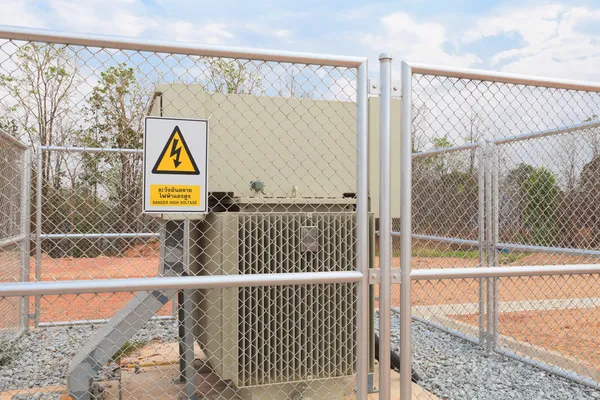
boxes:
[523,167,561,246]
[88,64,145,149]
[432,136,453,149]
[111,340,147,362]
[507,163,535,187]
[205,58,262,95]
[43,187,115,257]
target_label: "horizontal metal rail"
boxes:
[497,242,600,257]
[495,120,600,145]
[0,234,26,249]
[400,232,479,247]
[39,145,143,154]
[412,142,479,159]
[0,25,366,68]
[0,131,28,150]
[39,232,160,240]
[0,271,363,297]
[410,62,600,92]
[391,231,599,256]
[37,315,174,327]
[409,121,600,158]
[411,264,600,280]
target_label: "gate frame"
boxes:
[0,25,372,399]
[0,131,30,339]
[385,61,600,400]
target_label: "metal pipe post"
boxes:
[492,143,500,347]
[180,219,197,400]
[399,61,413,400]
[355,59,369,400]
[34,148,42,326]
[378,53,392,400]
[20,149,32,331]
[477,140,485,345]
[485,141,493,353]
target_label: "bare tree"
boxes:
[278,69,313,99]
[0,43,79,190]
[460,109,485,175]
[412,103,430,153]
[205,58,263,95]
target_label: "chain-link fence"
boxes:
[392,62,600,400]
[0,131,29,351]
[0,27,371,400]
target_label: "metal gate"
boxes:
[0,131,29,348]
[0,26,370,400]
[377,59,600,399]
[3,24,600,400]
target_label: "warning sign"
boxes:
[143,117,208,214]
[152,126,200,175]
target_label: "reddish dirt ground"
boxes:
[379,254,600,307]
[453,307,600,372]
[0,251,171,328]
[31,252,170,324]
[2,249,599,351]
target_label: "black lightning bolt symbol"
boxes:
[170,138,182,168]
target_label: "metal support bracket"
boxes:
[368,268,401,284]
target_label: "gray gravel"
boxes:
[377,312,600,400]
[0,319,177,393]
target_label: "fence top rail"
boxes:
[411,264,600,280]
[0,130,28,150]
[38,145,143,154]
[409,62,600,92]
[412,141,479,159]
[0,271,364,297]
[0,25,366,68]
[494,120,600,145]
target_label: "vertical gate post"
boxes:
[477,140,486,345]
[485,140,494,353]
[356,59,370,400]
[35,147,42,327]
[20,148,32,332]
[378,53,392,400]
[399,61,413,400]
[491,142,500,348]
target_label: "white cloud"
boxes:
[363,12,480,68]
[243,24,292,41]
[47,0,158,38]
[463,4,600,81]
[463,4,564,46]
[0,0,45,27]
[172,22,234,44]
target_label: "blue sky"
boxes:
[4,0,600,82]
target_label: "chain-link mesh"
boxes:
[0,36,366,399]
[403,71,600,399]
[0,132,27,353]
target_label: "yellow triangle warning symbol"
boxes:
[152,126,200,175]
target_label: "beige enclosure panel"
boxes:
[149,85,403,218]
[149,84,357,201]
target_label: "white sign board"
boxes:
[143,117,208,214]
